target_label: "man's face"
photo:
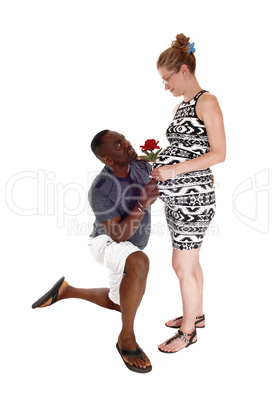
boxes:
[100,131,138,166]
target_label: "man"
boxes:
[32,130,158,374]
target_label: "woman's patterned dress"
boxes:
[153,90,216,250]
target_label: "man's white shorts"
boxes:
[88,234,140,305]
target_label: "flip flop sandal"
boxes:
[32,277,65,309]
[158,328,197,354]
[116,343,152,373]
[165,314,205,329]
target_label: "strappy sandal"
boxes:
[165,314,205,329]
[158,328,197,354]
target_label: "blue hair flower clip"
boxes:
[187,42,196,54]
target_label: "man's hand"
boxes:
[139,179,159,208]
[100,179,158,243]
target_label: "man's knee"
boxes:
[125,251,149,280]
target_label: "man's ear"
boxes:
[102,156,113,165]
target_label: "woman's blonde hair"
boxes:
[157,33,196,73]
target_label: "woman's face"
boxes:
[158,66,185,97]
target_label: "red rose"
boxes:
[140,139,160,152]
[139,139,162,163]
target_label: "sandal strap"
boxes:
[165,334,179,345]
[195,314,205,324]
[172,314,205,323]
[119,345,143,359]
[172,316,183,323]
[178,329,197,344]
[178,330,192,337]
[51,291,59,304]
[177,332,190,344]
[177,330,192,342]
[166,329,196,346]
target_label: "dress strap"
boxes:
[193,90,209,121]
[194,90,208,102]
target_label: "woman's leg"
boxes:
[165,251,204,328]
[173,248,201,332]
[158,248,201,353]
[195,259,204,318]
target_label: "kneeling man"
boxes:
[32,130,158,374]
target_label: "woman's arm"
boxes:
[151,94,226,181]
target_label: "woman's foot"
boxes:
[165,314,205,329]
[158,328,197,353]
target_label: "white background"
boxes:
[1,0,273,401]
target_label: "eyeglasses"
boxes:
[162,71,175,85]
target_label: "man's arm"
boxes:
[100,179,158,243]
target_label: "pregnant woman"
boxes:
[151,34,226,353]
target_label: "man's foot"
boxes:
[32,277,69,309]
[117,335,152,373]
[116,342,152,373]
[39,281,69,307]
[158,328,197,353]
[165,314,205,329]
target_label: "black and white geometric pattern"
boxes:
[154,90,216,250]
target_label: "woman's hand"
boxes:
[151,165,179,181]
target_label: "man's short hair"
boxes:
[90,129,109,159]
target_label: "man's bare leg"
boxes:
[117,251,151,370]
[35,251,151,370]
[38,282,120,311]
